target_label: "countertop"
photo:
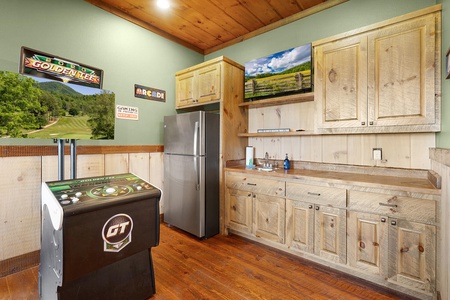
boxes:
[225,162,441,197]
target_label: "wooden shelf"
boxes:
[239,92,314,108]
[238,130,315,137]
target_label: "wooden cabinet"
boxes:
[226,188,253,234]
[176,56,248,236]
[225,172,285,243]
[314,6,441,133]
[347,190,436,295]
[286,182,347,264]
[176,63,221,108]
[347,211,389,277]
[388,218,436,295]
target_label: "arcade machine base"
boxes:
[39,173,161,300]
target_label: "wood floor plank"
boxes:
[0,276,9,300]
[0,223,419,300]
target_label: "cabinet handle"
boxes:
[380,218,386,223]
[307,192,321,196]
[247,183,257,186]
[379,202,397,208]
[308,205,313,209]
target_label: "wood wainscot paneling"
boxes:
[0,145,164,277]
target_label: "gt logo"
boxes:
[106,221,130,238]
[102,214,133,252]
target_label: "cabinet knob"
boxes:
[253,194,256,198]
[248,193,251,197]
[361,122,366,125]
[391,220,397,226]
[315,206,319,211]
[369,121,373,125]
[380,218,386,223]
[308,205,313,209]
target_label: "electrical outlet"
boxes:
[373,148,382,161]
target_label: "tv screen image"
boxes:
[244,44,312,101]
[0,70,115,140]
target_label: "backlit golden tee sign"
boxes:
[20,47,103,89]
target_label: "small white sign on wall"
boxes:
[116,105,139,120]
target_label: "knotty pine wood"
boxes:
[0,224,418,300]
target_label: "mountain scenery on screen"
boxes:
[244,44,312,101]
[0,70,115,140]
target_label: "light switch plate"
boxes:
[373,148,382,160]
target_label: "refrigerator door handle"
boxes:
[193,121,199,156]
[194,156,200,191]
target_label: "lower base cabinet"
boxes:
[226,188,253,234]
[225,170,438,299]
[253,194,285,243]
[286,200,347,264]
[388,219,436,295]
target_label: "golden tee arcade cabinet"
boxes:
[39,173,161,299]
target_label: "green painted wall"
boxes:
[1,0,448,148]
[206,0,450,148]
[0,0,202,145]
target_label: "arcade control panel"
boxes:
[42,173,161,231]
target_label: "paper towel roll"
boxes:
[245,146,254,167]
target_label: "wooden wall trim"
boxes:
[0,145,164,157]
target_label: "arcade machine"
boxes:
[39,173,161,300]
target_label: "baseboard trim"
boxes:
[0,250,40,278]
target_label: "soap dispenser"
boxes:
[283,153,290,170]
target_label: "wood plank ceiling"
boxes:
[85,0,348,54]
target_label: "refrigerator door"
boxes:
[164,111,205,156]
[164,154,205,237]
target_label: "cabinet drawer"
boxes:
[348,190,436,223]
[286,182,346,208]
[226,173,285,197]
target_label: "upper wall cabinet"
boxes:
[313,5,441,134]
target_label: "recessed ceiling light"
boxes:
[157,0,170,9]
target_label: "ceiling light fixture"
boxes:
[157,0,170,9]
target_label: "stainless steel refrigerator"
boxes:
[163,111,219,238]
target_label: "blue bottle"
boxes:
[283,153,290,170]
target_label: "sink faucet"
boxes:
[264,152,269,167]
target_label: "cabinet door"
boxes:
[314,205,346,264]
[225,188,253,234]
[314,35,368,129]
[388,219,436,294]
[175,71,195,108]
[286,199,314,254]
[367,14,437,128]
[197,63,221,103]
[347,211,388,277]
[253,194,285,244]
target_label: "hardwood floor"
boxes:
[0,223,418,300]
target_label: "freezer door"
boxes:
[164,154,205,237]
[164,111,205,156]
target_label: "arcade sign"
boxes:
[134,84,166,102]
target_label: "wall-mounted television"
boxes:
[0,70,115,140]
[244,44,312,102]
